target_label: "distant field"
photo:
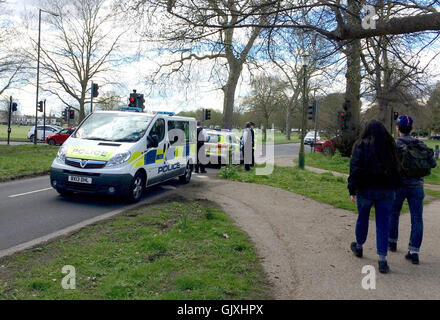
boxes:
[272,132,300,144]
[0,125,32,141]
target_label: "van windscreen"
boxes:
[74,113,153,142]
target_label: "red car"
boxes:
[46,127,76,146]
[315,136,337,154]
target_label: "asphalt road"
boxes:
[0,143,303,253]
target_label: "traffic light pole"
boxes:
[34,9,42,145]
[7,96,12,146]
[90,81,94,114]
[201,109,205,128]
[313,101,319,153]
[298,64,307,169]
[43,100,46,142]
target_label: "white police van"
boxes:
[50,109,197,202]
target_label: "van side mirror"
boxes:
[147,135,159,148]
[173,135,178,143]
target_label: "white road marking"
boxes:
[194,175,209,179]
[8,187,53,198]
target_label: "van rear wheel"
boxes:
[179,162,192,184]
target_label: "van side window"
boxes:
[167,120,178,145]
[149,118,165,142]
[168,121,189,145]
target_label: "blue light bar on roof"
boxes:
[156,111,175,116]
[120,107,143,112]
[221,129,232,132]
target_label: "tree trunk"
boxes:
[222,64,241,129]
[285,106,292,140]
[339,1,362,157]
[340,39,361,157]
[79,91,86,122]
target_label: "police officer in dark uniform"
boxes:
[250,122,255,167]
[195,121,207,173]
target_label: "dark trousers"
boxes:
[195,144,206,173]
[389,186,425,252]
[356,189,396,256]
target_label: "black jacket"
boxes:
[348,140,401,195]
[396,134,437,187]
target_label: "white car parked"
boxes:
[304,131,321,145]
[27,125,63,141]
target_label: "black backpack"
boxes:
[400,141,434,178]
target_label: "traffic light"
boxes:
[393,111,399,120]
[129,95,136,107]
[69,109,75,119]
[205,109,211,120]
[338,111,346,129]
[338,111,346,119]
[37,101,44,112]
[12,103,17,112]
[62,108,67,121]
[307,102,316,121]
[136,94,145,109]
[129,90,137,108]
[92,83,99,98]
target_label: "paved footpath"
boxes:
[178,174,440,299]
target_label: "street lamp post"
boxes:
[298,55,309,169]
[34,8,59,145]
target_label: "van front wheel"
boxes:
[179,162,192,184]
[127,172,145,203]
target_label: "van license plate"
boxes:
[68,176,92,184]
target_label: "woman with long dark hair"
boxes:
[348,120,401,273]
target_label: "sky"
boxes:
[2,0,440,118]
[2,0,228,117]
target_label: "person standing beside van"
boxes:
[195,121,208,174]
[241,122,252,171]
[348,120,401,274]
[389,115,437,264]
[250,122,256,167]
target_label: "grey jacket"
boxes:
[396,134,437,187]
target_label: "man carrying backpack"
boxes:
[389,115,437,264]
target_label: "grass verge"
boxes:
[217,165,434,214]
[302,151,439,186]
[0,198,269,300]
[218,165,357,211]
[0,145,59,182]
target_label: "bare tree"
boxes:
[0,1,28,96]
[125,0,273,129]
[359,0,438,127]
[32,0,124,120]
[265,23,340,140]
[149,0,440,152]
[243,74,287,140]
[95,91,124,110]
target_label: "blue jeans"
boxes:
[389,186,425,252]
[356,189,396,256]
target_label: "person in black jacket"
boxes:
[388,115,437,264]
[348,120,401,274]
[250,122,255,167]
